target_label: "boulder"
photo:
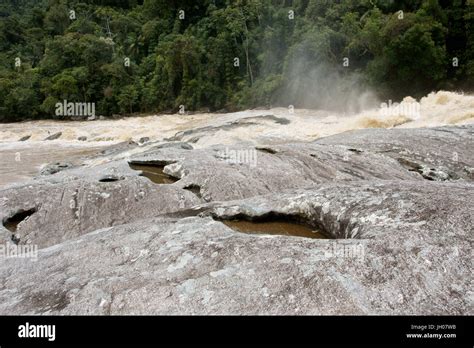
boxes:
[44,132,62,141]
[19,135,31,141]
[138,137,150,144]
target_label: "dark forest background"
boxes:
[0,0,473,121]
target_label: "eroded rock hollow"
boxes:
[0,124,472,314]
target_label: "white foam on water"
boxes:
[1,91,472,186]
[1,91,472,146]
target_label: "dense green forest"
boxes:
[0,0,473,121]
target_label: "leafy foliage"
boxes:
[0,0,472,121]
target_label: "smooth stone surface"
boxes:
[0,125,472,315]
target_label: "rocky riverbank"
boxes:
[0,121,472,314]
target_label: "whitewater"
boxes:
[1,90,473,187]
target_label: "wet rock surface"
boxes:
[40,162,74,176]
[0,125,472,314]
[44,132,62,141]
[316,125,474,181]
[19,135,31,141]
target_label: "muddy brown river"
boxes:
[1,91,472,188]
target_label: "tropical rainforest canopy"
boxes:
[0,0,472,121]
